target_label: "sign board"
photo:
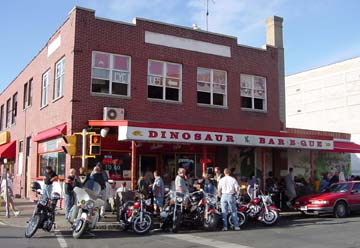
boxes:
[118,126,334,150]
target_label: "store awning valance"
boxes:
[88,120,335,150]
[33,123,67,142]
[333,141,360,153]
[0,141,16,159]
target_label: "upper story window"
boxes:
[41,70,50,108]
[147,60,182,102]
[5,98,11,128]
[54,57,65,100]
[23,79,33,109]
[0,105,4,131]
[197,68,227,106]
[91,51,131,97]
[240,74,267,111]
[12,93,18,125]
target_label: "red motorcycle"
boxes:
[229,185,280,227]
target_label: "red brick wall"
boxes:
[71,8,281,134]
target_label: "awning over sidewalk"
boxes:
[33,123,67,142]
[0,140,16,159]
[333,141,360,153]
[88,120,335,150]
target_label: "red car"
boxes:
[293,181,360,218]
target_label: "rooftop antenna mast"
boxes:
[205,0,215,31]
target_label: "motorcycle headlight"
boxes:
[145,199,152,206]
[176,197,183,203]
[85,200,95,210]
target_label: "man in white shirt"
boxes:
[217,168,240,231]
[1,171,20,217]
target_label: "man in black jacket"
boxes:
[64,168,76,219]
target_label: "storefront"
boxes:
[88,120,340,190]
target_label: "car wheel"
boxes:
[334,202,348,218]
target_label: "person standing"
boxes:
[175,168,189,194]
[214,167,224,187]
[64,168,76,219]
[217,168,240,231]
[152,171,165,214]
[1,170,20,216]
[285,168,296,208]
[202,173,216,195]
[90,165,107,216]
[42,166,58,201]
[329,172,340,185]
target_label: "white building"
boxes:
[285,57,360,174]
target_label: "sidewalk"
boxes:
[0,198,121,230]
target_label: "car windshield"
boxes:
[327,183,351,193]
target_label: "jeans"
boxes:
[221,194,239,228]
[65,193,74,219]
[41,184,53,203]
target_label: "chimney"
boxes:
[266,16,286,129]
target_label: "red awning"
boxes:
[0,141,16,159]
[333,141,360,153]
[33,123,67,142]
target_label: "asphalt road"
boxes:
[1,215,360,248]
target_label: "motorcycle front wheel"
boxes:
[203,212,220,231]
[262,209,279,225]
[72,219,87,239]
[25,214,41,238]
[132,212,153,235]
[228,212,247,228]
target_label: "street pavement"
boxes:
[1,199,360,248]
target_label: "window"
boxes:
[12,93,18,125]
[54,57,65,99]
[91,52,131,96]
[240,74,267,111]
[23,83,28,109]
[39,152,65,177]
[197,68,227,106]
[5,98,11,128]
[28,78,33,107]
[147,60,182,101]
[23,79,32,109]
[41,70,50,107]
[0,105,3,131]
[26,137,32,157]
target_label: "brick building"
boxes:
[0,7,357,198]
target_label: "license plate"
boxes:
[300,206,307,211]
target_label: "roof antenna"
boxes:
[204,0,215,31]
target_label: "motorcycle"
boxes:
[117,191,153,234]
[161,190,219,232]
[234,184,280,226]
[68,179,105,239]
[202,192,221,231]
[25,182,61,238]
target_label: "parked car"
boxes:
[293,181,360,218]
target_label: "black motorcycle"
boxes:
[160,190,205,233]
[25,182,60,238]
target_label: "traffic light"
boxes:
[62,135,77,156]
[89,134,101,155]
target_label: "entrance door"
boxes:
[138,155,157,177]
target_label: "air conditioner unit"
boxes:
[103,107,125,120]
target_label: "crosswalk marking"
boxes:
[162,233,254,248]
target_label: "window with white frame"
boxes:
[41,70,50,107]
[54,57,65,99]
[197,68,227,106]
[147,60,182,101]
[240,74,267,111]
[91,51,131,96]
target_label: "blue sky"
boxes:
[1,0,360,92]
